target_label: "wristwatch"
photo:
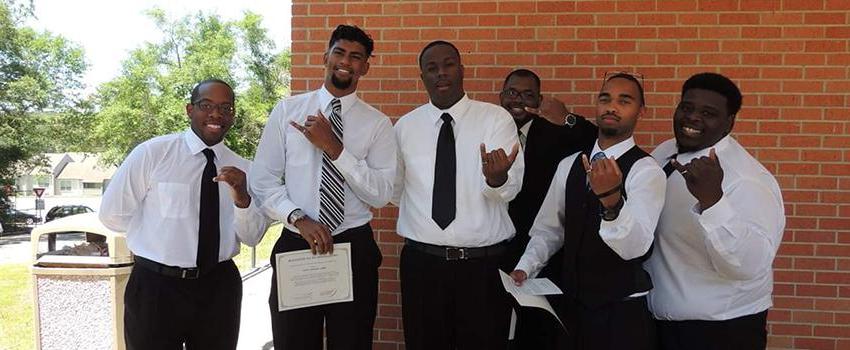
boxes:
[565,112,578,128]
[600,196,625,221]
[288,209,307,225]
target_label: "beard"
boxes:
[600,126,619,137]
[331,74,352,90]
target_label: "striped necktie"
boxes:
[319,98,345,231]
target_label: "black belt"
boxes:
[134,256,212,280]
[405,238,507,261]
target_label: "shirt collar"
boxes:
[318,85,358,117]
[591,136,636,160]
[183,129,226,156]
[675,134,732,163]
[427,94,471,126]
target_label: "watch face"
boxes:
[566,113,577,127]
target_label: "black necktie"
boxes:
[432,113,456,230]
[197,148,220,272]
[662,154,677,177]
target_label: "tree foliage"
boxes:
[89,9,290,166]
[0,0,86,201]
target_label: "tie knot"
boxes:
[331,98,341,111]
[202,148,216,161]
[440,113,453,123]
[591,151,607,162]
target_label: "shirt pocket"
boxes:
[284,128,314,166]
[157,182,192,219]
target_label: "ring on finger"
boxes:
[313,239,318,244]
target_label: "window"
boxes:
[35,175,50,188]
[59,180,73,192]
[83,183,101,189]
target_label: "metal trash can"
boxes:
[30,212,133,350]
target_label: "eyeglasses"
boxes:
[602,71,645,86]
[501,88,538,101]
[193,101,235,116]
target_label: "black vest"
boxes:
[562,145,653,308]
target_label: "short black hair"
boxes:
[603,73,645,106]
[681,72,742,116]
[418,40,461,69]
[190,79,235,104]
[328,24,374,57]
[503,69,541,91]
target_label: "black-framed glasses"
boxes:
[603,71,645,86]
[501,88,538,101]
[193,101,235,116]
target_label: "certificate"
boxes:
[499,270,565,330]
[275,242,354,311]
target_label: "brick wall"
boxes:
[289,1,850,349]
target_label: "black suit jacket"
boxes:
[504,115,598,270]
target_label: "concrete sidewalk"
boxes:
[238,265,275,350]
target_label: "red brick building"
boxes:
[290,1,850,349]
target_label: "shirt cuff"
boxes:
[598,208,631,240]
[481,175,511,201]
[266,199,299,224]
[331,147,358,175]
[696,196,735,234]
[515,258,540,279]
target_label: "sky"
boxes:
[25,0,292,95]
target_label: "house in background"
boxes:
[14,153,116,196]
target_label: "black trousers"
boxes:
[124,259,242,350]
[401,244,511,350]
[269,224,382,350]
[562,296,656,350]
[656,310,768,350]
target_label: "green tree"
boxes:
[0,0,86,204]
[90,9,290,166]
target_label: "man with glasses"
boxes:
[646,73,784,350]
[499,68,596,350]
[251,25,396,349]
[510,72,665,350]
[100,79,270,349]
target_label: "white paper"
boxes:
[499,270,565,329]
[275,243,353,311]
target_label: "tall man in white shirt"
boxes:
[393,40,524,350]
[250,25,396,350]
[100,79,270,350]
[510,72,666,350]
[646,72,785,350]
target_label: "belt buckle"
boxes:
[181,268,200,279]
[445,247,468,261]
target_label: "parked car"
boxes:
[45,205,95,222]
[3,208,41,225]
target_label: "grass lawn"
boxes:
[234,222,282,272]
[0,263,34,350]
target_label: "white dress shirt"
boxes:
[515,137,666,278]
[392,94,525,247]
[99,129,270,268]
[646,135,785,321]
[250,86,397,235]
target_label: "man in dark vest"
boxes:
[499,68,596,350]
[510,72,666,350]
